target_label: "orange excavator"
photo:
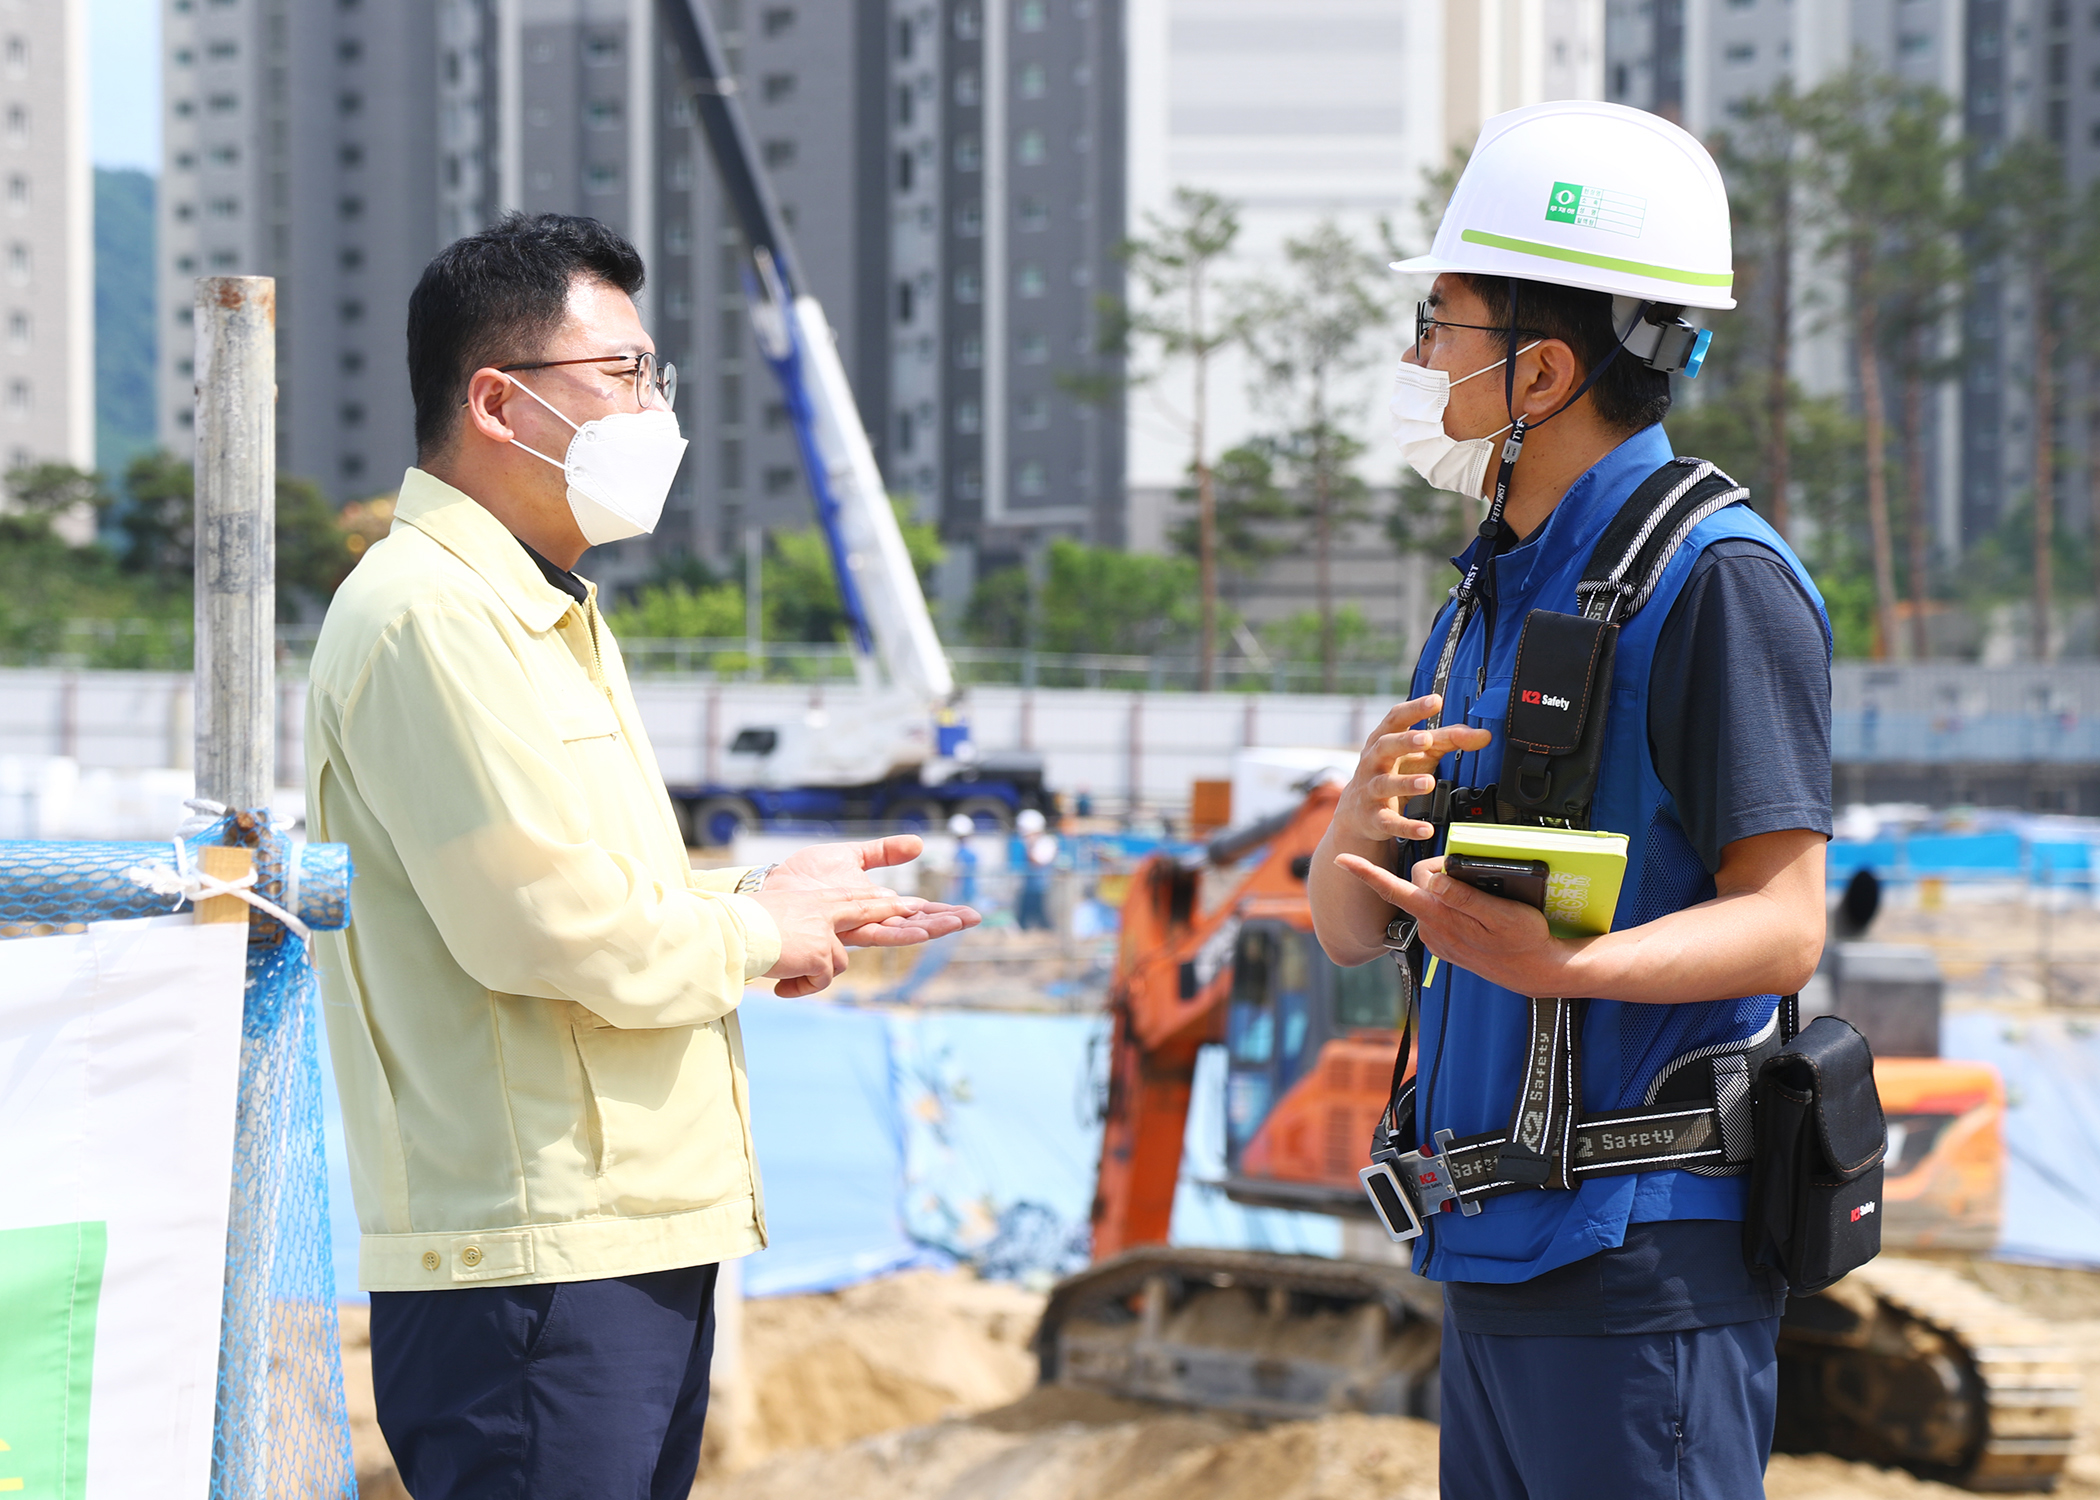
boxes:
[1038,785,2081,1490]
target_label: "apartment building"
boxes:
[1607,0,2100,556]
[156,0,1126,605]
[0,0,92,490]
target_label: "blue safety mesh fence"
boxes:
[0,811,357,1499]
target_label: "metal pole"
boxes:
[745,522,763,681]
[193,276,276,808]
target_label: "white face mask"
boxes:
[1389,342,1542,498]
[505,375,689,547]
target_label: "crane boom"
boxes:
[659,0,955,703]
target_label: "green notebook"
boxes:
[1445,823,1629,938]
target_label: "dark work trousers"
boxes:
[1437,1313,1781,1500]
[369,1263,718,1500]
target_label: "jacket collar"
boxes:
[391,467,586,634]
[1449,423,1677,600]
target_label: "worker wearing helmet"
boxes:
[1309,102,1832,1498]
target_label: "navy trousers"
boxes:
[1437,1313,1781,1500]
[369,1263,718,1500]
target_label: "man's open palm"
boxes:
[766,835,981,946]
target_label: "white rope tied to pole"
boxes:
[126,798,312,940]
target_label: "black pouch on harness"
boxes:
[1742,1014,1887,1293]
[1499,610,1617,826]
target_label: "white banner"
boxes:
[0,915,246,1500]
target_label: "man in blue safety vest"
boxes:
[1309,101,1832,1499]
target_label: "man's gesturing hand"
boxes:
[764,835,981,946]
[751,887,949,999]
[1337,695,1493,844]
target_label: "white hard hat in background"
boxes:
[1394,100,1736,311]
[947,813,976,837]
[1016,808,1046,835]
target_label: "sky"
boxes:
[91,0,160,173]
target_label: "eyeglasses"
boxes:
[498,350,677,411]
[1415,299,1543,356]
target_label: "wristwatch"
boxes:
[733,862,779,895]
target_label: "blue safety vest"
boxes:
[1406,422,1830,1285]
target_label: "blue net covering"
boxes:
[0,811,357,1500]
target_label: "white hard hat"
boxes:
[1016,808,1046,835]
[1393,100,1735,311]
[947,813,976,837]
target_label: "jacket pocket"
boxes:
[568,1016,751,1215]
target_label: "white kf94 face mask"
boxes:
[1389,342,1541,498]
[505,375,690,547]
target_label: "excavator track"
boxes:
[1777,1257,2082,1491]
[1037,1245,1445,1422]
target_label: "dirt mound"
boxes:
[691,1404,1439,1500]
[707,1269,1046,1473]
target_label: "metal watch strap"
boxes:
[733,862,779,895]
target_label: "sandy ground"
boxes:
[336,1260,2100,1500]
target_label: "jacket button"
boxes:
[421,1251,440,1271]
[461,1246,483,1268]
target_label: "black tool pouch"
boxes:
[1499,610,1617,826]
[1742,1015,1886,1293]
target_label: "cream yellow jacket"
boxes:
[305,468,782,1291]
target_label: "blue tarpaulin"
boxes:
[323,994,1342,1301]
[1942,1013,2100,1268]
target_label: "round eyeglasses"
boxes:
[498,350,677,411]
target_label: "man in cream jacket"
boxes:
[306,212,976,1499]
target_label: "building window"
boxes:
[173,99,196,117]
[1017,459,1045,495]
[956,465,982,499]
[721,439,744,489]
[954,69,980,106]
[208,38,238,60]
[1071,262,1092,287]
[341,454,365,480]
[762,138,797,168]
[955,401,981,433]
[954,199,982,236]
[338,91,362,115]
[3,175,22,212]
[585,33,621,63]
[586,100,622,128]
[1020,62,1045,98]
[897,82,915,126]
[1016,263,1045,298]
[957,334,983,368]
[208,196,239,217]
[337,37,362,63]
[586,163,619,192]
[762,465,798,495]
[1019,196,1047,230]
[1017,129,1045,164]
[209,249,238,268]
[339,298,365,323]
[341,402,366,427]
[2,37,25,74]
[954,269,981,303]
[5,243,27,283]
[954,135,981,171]
[338,195,363,219]
[211,144,241,166]
[1018,395,1048,430]
[762,6,796,36]
[1018,332,1048,363]
[340,350,365,374]
[6,311,26,348]
[1018,0,1046,29]
[897,149,915,191]
[7,379,29,415]
[3,105,24,144]
[208,93,238,113]
[897,280,915,322]
[954,4,981,41]
[763,73,796,102]
[897,17,916,59]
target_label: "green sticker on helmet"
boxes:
[1544,181,1647,238]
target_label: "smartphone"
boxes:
[1444,854,1549,911]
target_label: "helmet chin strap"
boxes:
[1485,280,1651,520]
